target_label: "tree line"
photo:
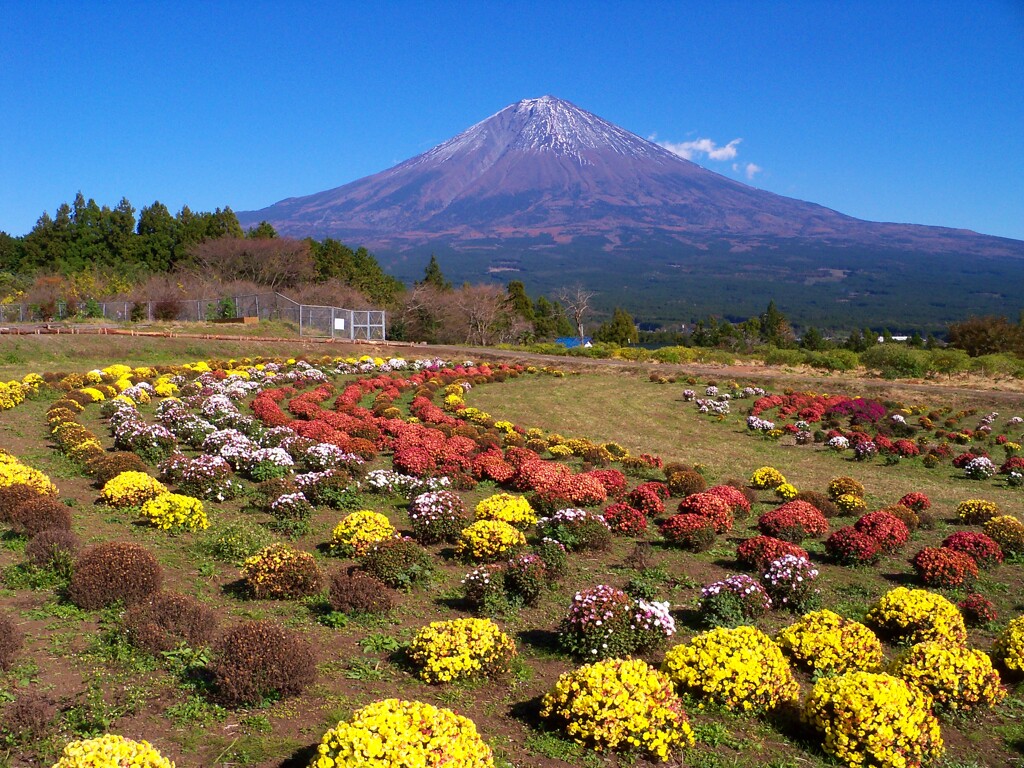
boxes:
[0,193,587,345]
[3,193,1021,354]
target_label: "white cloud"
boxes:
[657,137,741,161]
[655,131,765,181]
[733,162,763,179]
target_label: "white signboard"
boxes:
[334,318,346,331]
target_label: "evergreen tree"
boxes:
[247,221,278,239]
[551,300,574,337]
[417,255,451,291]
[533,295,556,339]
[800,326,825,350]
[0,233,22,272]
[307,238,403,306]
[759,300,794,346]
[136,202,179,271]
[594,307,639,345]
[506,280,534,321]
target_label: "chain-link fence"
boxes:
[0,292,386,340]
[297,305,387,340]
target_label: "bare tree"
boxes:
[189,237,316,290]
[557,284,595,341]
[456,284,511,346]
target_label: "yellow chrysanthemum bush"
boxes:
[804,671,944,768]
[100,471,167,509]
[776,609,883,675]
[539,658,695,761]
[407,617,516,683]
[833,493,867,516]
[865,587,967,645]
[993,615,1024,675]
[774,482,799,502]
[0,452,58,496]
[329,509,398,556]
[101,363,133,379]
[957,498,1000,525]
[662,626,800,713]
[51,734,175,768]
[309,698,494,768]
[749,466,787,490]
[984,515,1024,556]
[826,475,865,501]
[0,380,29,411]
[241,543,323,599]
[139,492,209,532]
[78,386,106,402]
[890,641,1006,712]
[473,492,537,529]
[456,519,526,561]
[152,377,178,397]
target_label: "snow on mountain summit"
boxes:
[413,95,678,166]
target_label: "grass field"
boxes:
[0,335,1022,768]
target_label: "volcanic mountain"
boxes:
[239,96,1024,330]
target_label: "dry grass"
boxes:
[469,370,1024,513]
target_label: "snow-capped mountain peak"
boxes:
[413,95,677,166]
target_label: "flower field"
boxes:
[0,344,1022,767]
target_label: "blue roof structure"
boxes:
[555,336,592,348]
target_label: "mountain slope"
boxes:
[239,95,1022,258]
[238,96,1024,331]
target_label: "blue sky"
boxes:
[2,1,1022,239]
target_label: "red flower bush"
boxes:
[958,593,998,626]
[942,531,1003,568]
[705,484,751,517]
[585,469,628,498]
[757,501,829,543]
[471,450,516,483]
[624,483,667,517]
[825,527,881,566]
[736,536,808,572]
[513,457,571,492]
[854,511,910,553]
[567,474,608,507]
[912,547,978,588]
[953,450,988,469]
[529,481,575,515]
[602,503,648,536]
[1000,456,1024,474]
[660,514,716,551]
[250,393,293,427]
[677,492,733,534]
[898,492,931,513]
[892,439,921,458]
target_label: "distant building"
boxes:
[877,335,910,343]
